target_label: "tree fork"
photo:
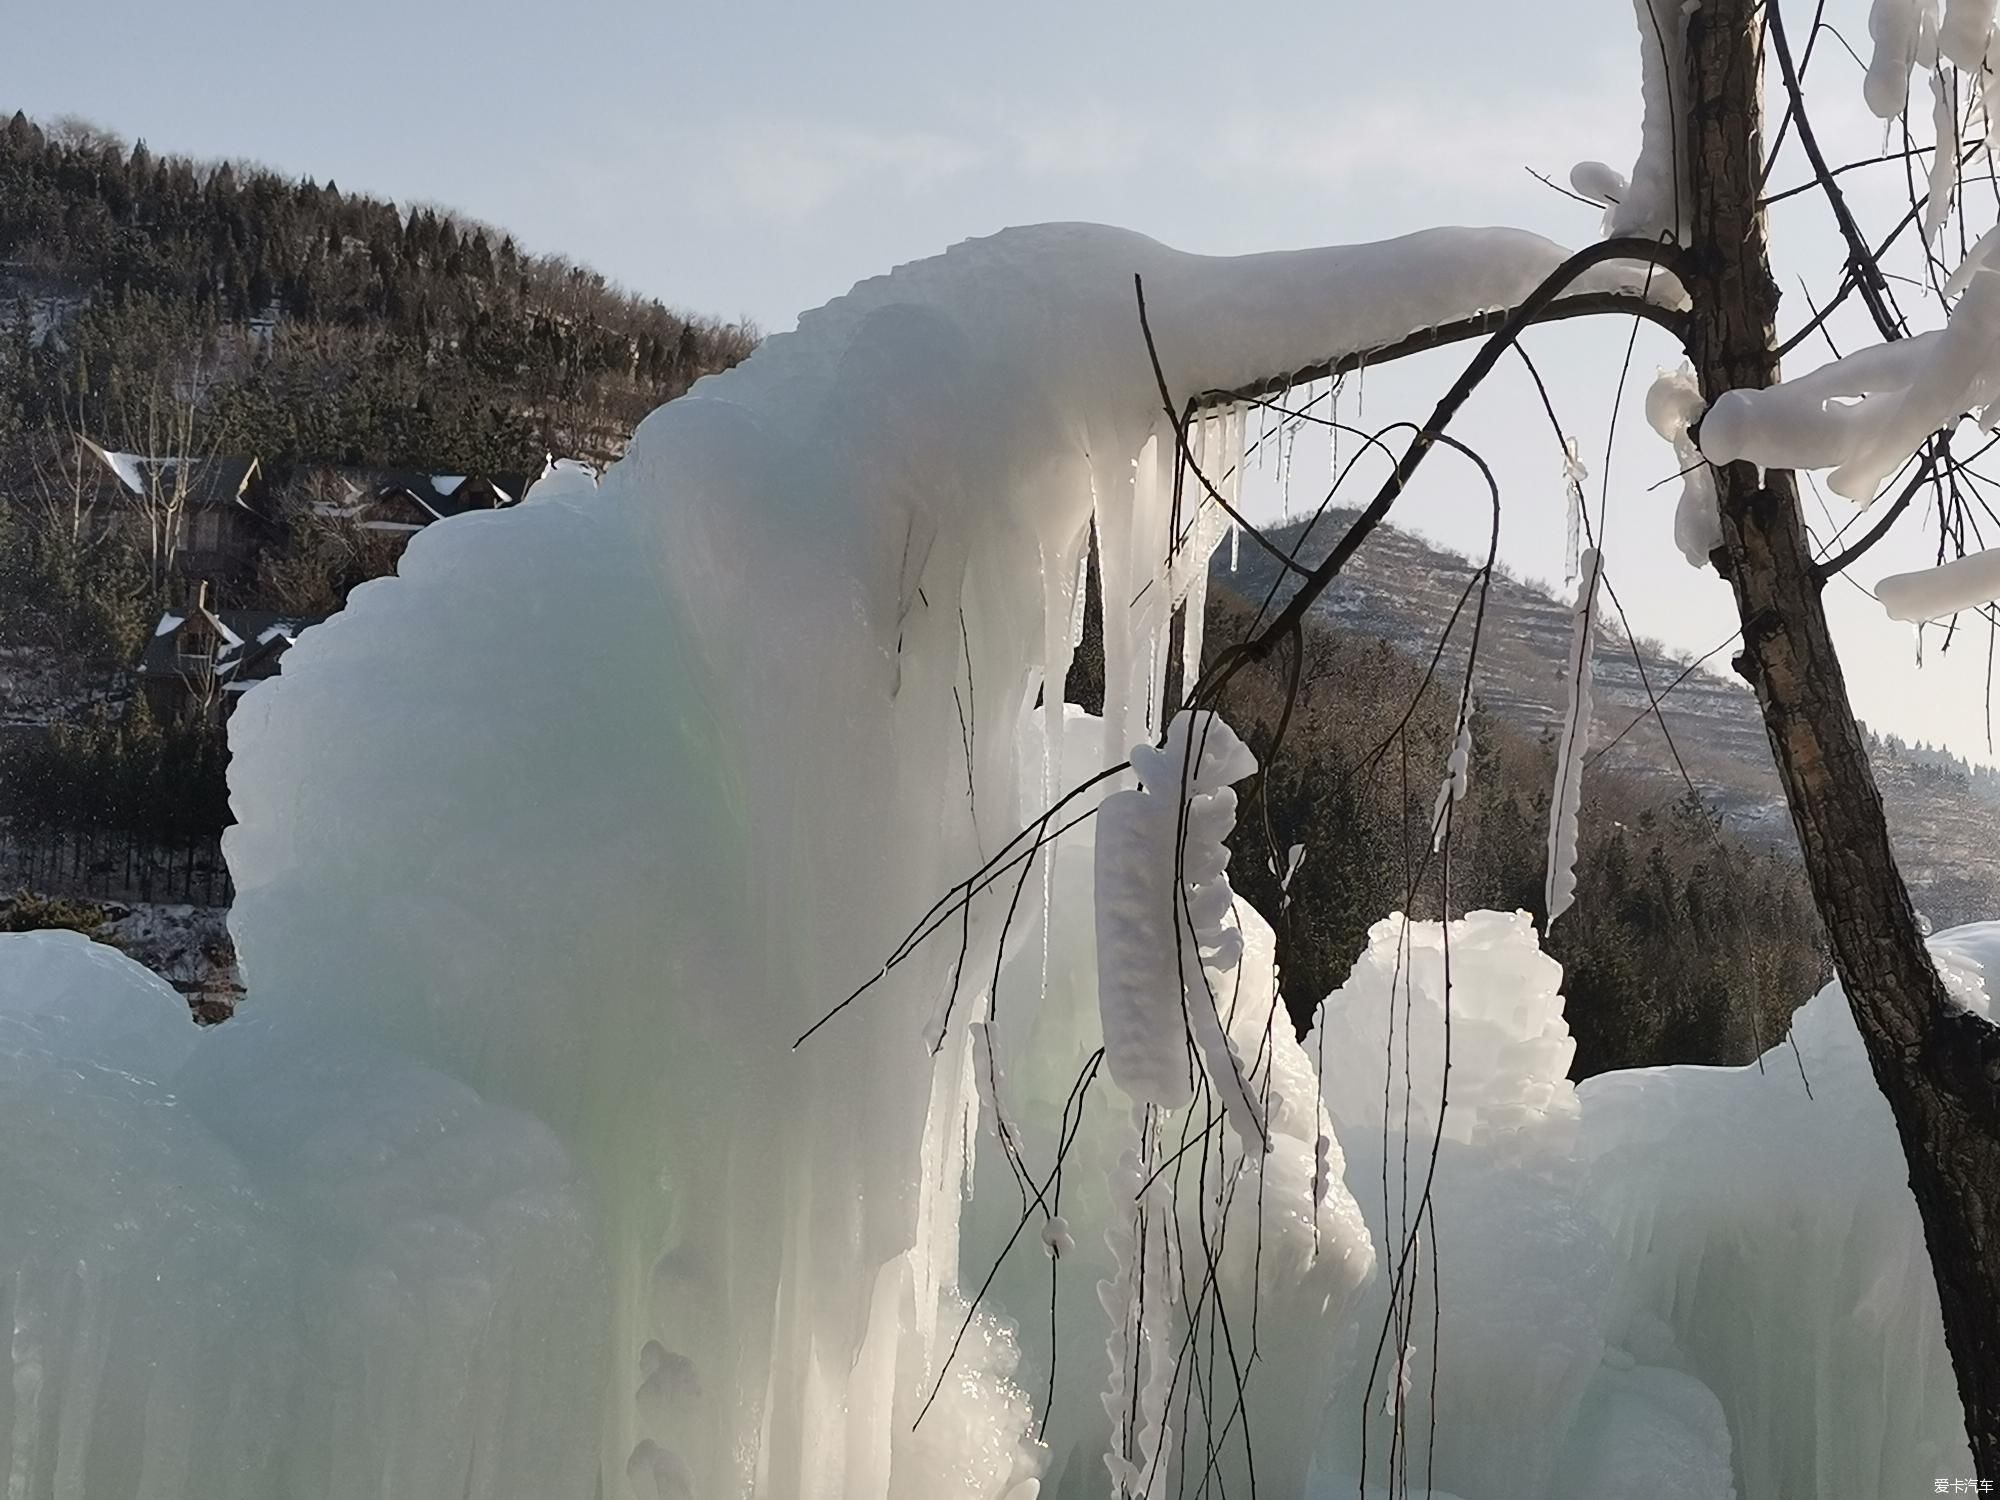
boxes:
[1687,0,2000,1471]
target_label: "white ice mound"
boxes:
[1315,910,1579,1155]
[0,932,609,1500]
[1308,914,1974,1500]
[1579,933,1987,1497]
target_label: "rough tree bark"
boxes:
[1687,0,2000,1472]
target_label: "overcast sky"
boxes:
[8,0,1987,763]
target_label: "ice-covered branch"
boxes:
[1878,545,2000,620]
[1697,235,2000,503]
[1648,364,1722,566]
[1193,237,1685,701]
[1610,0,1694,242]
[1094,711,1263,1137]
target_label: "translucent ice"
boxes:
[0,216,1970,1497]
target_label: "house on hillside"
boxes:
[78,440,275,581]
[306,468,530,534]
[137,582,318,719]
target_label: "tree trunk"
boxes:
[1686,0,2000,1472]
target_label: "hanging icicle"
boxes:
[1546,549,1602,924]
[1227,404,1244,572]
[1924,68,1961,247]
[1562,438,1588,586]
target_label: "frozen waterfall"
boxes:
[0,222,1971,1499]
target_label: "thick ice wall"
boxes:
[173,1019,610,1500]
[0,932,612,1500]
[222,222,1660,1496]
[0,934,295,1500]
[1308,914,1619,1499]
[0,210,1958,1495]
[1577,934,1991,1497]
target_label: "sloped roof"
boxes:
[139,608,318,684]
[372,470,527,518]
[81,441,263,511]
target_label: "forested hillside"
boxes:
[0,111,757,951]
[0,111,755,472]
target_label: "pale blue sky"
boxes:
[6,0,1986,762]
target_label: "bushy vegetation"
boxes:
[3,696,228,843]
[0,889,110,934]
[0,486,151,675]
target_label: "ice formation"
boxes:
[0,202,1974,1499]
[1877,544,2000,619]
[1645,364,1721,567]
[1694,0,2000,527]
[1607,0,1692,243]
[1301,913,1980,1499]
[1696,232,2000,504]
[1866,0,1940,118]
[1545,548,1602,925]
[1942,0,2000,67]
[1429,712,1474,851]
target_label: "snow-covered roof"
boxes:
[138,608,319,689]
[80,444,266,511]
[101,448,147,496]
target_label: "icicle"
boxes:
[1282,843,1307,888]
[968,1021,1021,1156]
[1546,549,1602,925]
[1924,68,1960,248]
[1227,404,1244,573]
[1562,437,1587,586]
[1329,375,1341,487]
[1281,386,1298,523]
[1867,0,1936,118]
[1646,365,1722,567]
[1099,1109,1175,1498]
[1069,537,1090,649]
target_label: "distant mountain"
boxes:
[1220,512,2000,929]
